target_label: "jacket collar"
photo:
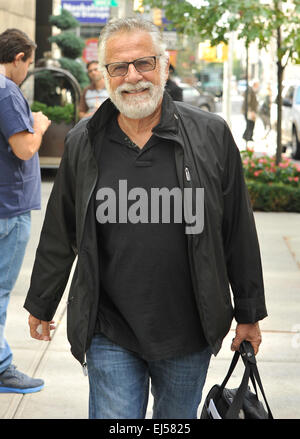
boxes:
[86,91,181,144]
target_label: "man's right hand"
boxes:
[32,111,51,135]
[28,314,56,341]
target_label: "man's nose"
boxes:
[125,63,143,83]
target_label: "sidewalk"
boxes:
[1,117,300,419]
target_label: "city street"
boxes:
[217,94,279,155]
[216,92,300,164]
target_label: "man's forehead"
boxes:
[105,30,155,60]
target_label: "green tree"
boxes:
[143,0,300,164]
[49,9,89,88]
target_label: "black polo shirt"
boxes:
[94,115,207,360]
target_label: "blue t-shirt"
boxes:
[0,74,41,218]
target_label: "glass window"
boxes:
[295,86,300,105]
[283,86,294,102]
[80,24,103,39]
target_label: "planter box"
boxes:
[39,121,73,168]
[246,180,300,212]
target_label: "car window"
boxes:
[183,87,199,98]
[182,88,192,99]
[283,86,294,103]
[295,86,300,105]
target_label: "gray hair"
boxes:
[98,16,168,70]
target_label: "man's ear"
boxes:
[14,52,25,64]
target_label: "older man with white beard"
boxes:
[24,17,267,419]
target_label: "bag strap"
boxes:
[215,348,251,418]
[225,361,252,418]
[240,341,273,419]
[216,350,240,396]
[216,341,273,419]
[248,362,274,419]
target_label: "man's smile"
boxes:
[122,88,149,95]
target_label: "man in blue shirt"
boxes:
[0,28,50,393]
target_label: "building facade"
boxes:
[0,0,36,39]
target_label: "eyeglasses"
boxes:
[105,56,160,77]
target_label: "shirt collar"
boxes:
[87,91,180,144]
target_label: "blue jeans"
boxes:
[0,212,31,373]
[86,333,212,419]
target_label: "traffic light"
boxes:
[153,8,162,26]
[198,42,217,62]
[198,41,228,63]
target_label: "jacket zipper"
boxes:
[184,163,209,349]
[185,166,191,183]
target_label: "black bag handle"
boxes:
[216,341,273,419]
[239,342,273,419]
[248,360,273,418]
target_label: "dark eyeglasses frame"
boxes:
[105,56,160,77]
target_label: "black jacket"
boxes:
[165,79,183,101]
[24,92,267,366]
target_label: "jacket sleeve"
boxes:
[221,125,267,324]
[24,139,77,321]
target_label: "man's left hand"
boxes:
[231,322,262,355]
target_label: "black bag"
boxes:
[200,341,273,419]
[242,119,255,141]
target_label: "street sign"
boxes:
[93,0,118,6]
[82,38,99,63]
[61,0,110,23]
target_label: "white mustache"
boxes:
[116,81,154,95]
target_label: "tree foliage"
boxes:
[49,31,85,59]
[49,9,88,88]
[143,0,300,53]
[49,8,79,30]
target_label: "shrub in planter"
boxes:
[31,101,75,125]
[31,101,75,160]
[241,148,300,212]
[246,180,300,212]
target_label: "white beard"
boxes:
[104,69,167,119]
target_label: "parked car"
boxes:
[271,82,300,159]
[179,83,216,112]
[196,71,223,97]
